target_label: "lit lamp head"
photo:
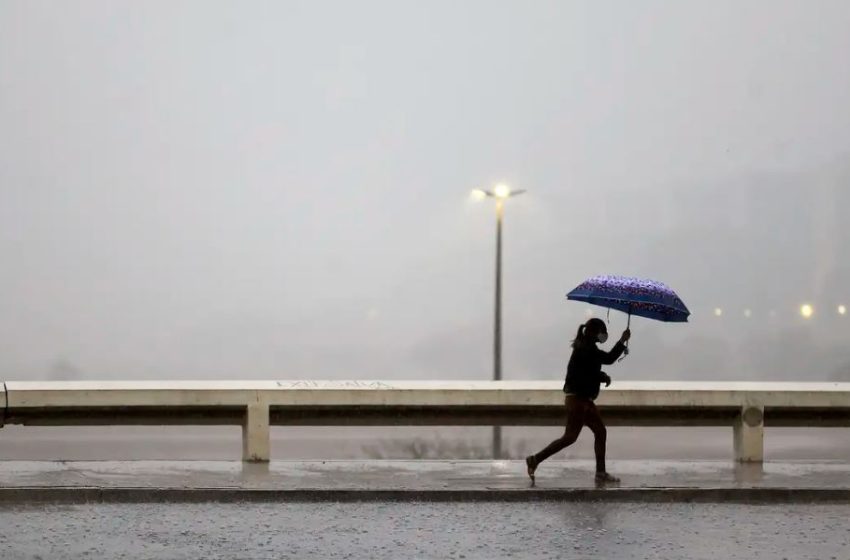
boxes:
[800,304,814,319]
[493,183,511,199]
[470,183,526,202]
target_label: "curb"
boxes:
[2,487,850,504]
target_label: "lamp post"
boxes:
[471,184,526,459]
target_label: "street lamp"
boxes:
[471,183,526,459]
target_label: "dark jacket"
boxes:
[563,341,626,400]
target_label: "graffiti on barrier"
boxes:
[275,380,394,389]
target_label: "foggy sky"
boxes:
[2,0,850,382]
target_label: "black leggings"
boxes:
[531,395,607,473]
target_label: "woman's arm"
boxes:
[597,329,631,365]
[597,342,626,365]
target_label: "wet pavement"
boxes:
[1,460,849,500]
[3,461,849,558]
[1,501,848,560]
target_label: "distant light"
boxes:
[585,309,594,317]
[713,308,723,317]
[839,305,847,316]
[493,183,511,199]
[744,309,752,319]
[800,304,814,319]
[470,189,487,201]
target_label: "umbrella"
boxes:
[567,275,690,356]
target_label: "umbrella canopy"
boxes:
[567,275,690,323]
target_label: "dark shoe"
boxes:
[525,456,537,485]
[594,472,620,484]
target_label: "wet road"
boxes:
[1,502,848,560]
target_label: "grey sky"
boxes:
[2,0,850,381]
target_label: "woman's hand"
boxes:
[601,372,612,387]
[620,329,631,343]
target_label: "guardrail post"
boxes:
[733,405,764,463]
[242,403,270,462]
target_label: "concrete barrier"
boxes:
[1,382,6,428]
[2,381,849,463]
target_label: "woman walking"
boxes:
[525,318,630,484]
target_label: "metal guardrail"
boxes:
[2,381,850,462]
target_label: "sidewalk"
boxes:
[1,460,849,503]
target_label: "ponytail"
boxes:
[571,324,587,349]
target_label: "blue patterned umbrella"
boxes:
[566,275,690,326]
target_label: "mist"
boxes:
[2,0,850,383]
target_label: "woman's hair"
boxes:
[572,318,607,349]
